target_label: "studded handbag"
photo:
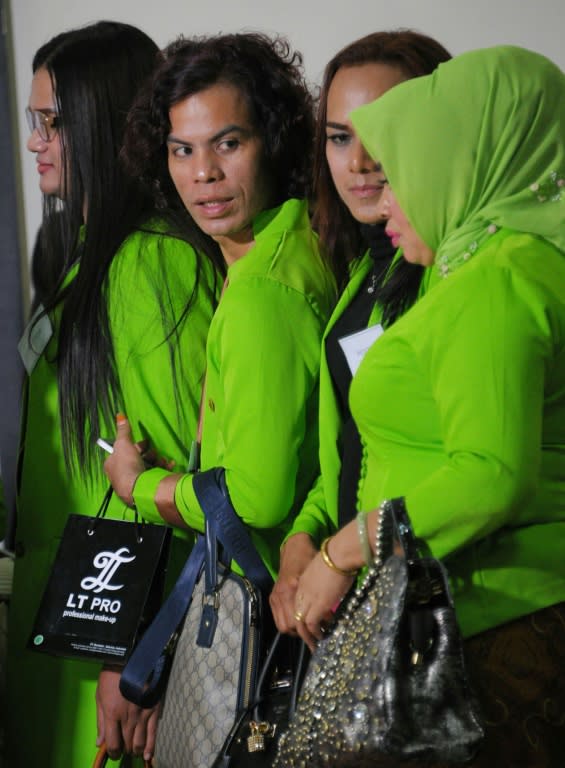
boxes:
[275,497,485,767]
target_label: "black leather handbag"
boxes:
[275,497,485,767]
[213,632,310,767]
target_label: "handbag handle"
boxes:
[211,633,310,767]
[253,632,309,718]
[381,497,432,564]
[119,467,272,708]
[379,497,444,661]
[93,744,151,767]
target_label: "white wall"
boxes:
[10,0,565,261]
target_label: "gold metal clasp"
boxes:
[247,720,276,752]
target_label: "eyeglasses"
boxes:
[25,107,60,142]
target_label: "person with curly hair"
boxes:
[102,32,336,762]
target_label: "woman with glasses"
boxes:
[5,20,221,767]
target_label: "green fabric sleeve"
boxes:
[106,229,216,542]
[174,277,324,533]
[131,467,171,524]
[107,231,212,472]
[285,472,332,545]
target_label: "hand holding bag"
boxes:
[275,497,485,767]
[119,468,273,768]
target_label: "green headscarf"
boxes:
[350,46,565,277]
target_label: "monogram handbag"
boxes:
[119,468,273,768]
[275,497,485,767]
[28,487,171,664]
[212,632,310,767]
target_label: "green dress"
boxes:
[5,227,218,767]
[133,199,337,576]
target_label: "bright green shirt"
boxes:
[6,227,218,767]
[351,229,565,637]
[134,199,337,576]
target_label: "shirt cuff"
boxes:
[174,473,205,532]
[132,467,171,524]
[284,516,328,548]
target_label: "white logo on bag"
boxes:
[80,547,136,593]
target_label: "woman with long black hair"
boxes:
[6,20,221,766]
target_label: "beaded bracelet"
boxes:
[320,537,358,577]
[356,510,372,566]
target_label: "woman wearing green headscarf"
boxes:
[291,46,565,765]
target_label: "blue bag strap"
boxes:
[119,467,272,707]
[119,535,206,706]
[194,468,272,594]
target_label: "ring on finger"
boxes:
[294,610,305,622]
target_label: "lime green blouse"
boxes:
[351,229,565,637]
[133,199,337,576]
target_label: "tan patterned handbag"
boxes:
[153,560,265,767]
[119,468,273,768]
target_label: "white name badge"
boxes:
[338,323,384,376]
[18,304,54,375]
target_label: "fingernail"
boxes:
[116,413,127,425]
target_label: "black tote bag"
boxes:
[28,487,171,664]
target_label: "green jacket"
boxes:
[6,226,218,767]
[286,251,376,544]
[134,199,337,576]
[351,229,565,637]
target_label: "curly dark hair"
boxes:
[123,32,315,214]
[313,30,451,291]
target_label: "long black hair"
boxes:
[31,21,218,471]
[313,30,451,321]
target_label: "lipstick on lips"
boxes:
[348,184,382,198]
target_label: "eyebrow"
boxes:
[326,121,350,131]
[28,106,58,114]
[167,123,252,145]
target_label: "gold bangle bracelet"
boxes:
[320,537,358,577]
